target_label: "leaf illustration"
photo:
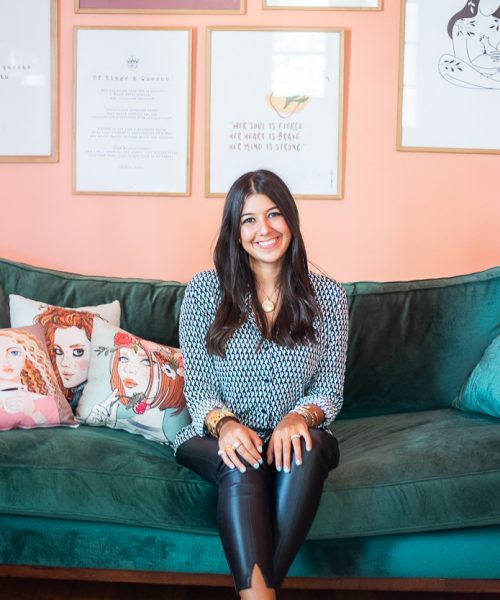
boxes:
[283,95,309,110]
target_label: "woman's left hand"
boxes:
[267,412,312,473]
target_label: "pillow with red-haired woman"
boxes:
[10,295,120,411]
[76,319,190,447]
[0,325,77,430]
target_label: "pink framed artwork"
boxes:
[75,0,244,13]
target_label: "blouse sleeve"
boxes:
[179,275,229,437]
[295,282,349,428]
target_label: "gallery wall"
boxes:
[0,0,499,284]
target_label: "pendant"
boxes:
[262,299,275,313]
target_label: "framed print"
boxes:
[398,0,500,154]
[0,0,58,162]
[263,0,380,9]
[75,0,244,14]
[207,28,345,199]
[74,28,192,195]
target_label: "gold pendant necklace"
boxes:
[262,298,275,313]
[261,286,279,313]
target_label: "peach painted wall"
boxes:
[0,1,499,284]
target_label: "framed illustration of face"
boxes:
[398,0,500,154]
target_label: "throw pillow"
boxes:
[453,334,500,418]
[9,295,120,411]
[76,319,191,446]
[0,325,77,430]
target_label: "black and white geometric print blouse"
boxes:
[173,269,349,452]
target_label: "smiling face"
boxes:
[117,346,156,396]
[53,326,90,389]
[0,336,26,386]
[239,193,292,272]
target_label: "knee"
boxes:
[304,429,339,471]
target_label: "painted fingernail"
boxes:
[306,445,312,452]
[296,459,302,466]
[284,466,290,473]
[258,458,263,464]
[239,466,246,473]
[258,445,263,453]
[253,463,260,469]
[276,465,282,472]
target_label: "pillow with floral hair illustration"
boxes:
[76,319,190,447]
[10,295,120,412]
[0,325,77,430]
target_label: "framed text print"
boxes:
[207,28,345,199]
[398,0,500,154]
[0,0,58,162]
[264,0,380,9]
[74,28,192,195]
[75,0,244,14]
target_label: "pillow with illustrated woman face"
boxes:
[0,325,77,430]
[76,319,191,447]
[9,295,120,412]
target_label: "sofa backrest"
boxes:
[341,268,500,418]
[1,257,498,418]
[0,257,185,348]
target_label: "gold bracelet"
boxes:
[205,408,238,438]
[293,405,313,427]
[292,404,321,428]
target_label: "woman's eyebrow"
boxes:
[241,205,278,218]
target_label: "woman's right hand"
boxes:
[217,420,263,473]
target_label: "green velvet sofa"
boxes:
[0,256,499,593]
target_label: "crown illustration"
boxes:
[127,55,139,69]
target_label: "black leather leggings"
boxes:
[176,428,339,592]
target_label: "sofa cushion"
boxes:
[0,325,77,430]
[453,334,500,419]
[0,408,498,539]
[77,320,191,446]
[9,294,121,411]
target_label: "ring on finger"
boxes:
[217,449,225,456]
[225,446,232,453]
[291,434,301,441]
[232,441,241,450]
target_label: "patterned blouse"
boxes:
[173,269,349,452]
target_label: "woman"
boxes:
[35,306,96,410]
[85,331,188,444]
[0,329,60,428]
[439,0,500,89]
[175,170,349,598]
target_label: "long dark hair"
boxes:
[447,0,500,38]
[206,170,320,357]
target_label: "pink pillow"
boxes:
[0,325,77,430]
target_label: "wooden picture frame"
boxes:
[0,0,58,162]
[398,0,500,154]
[74,27,192,195]
[263,0,381,9]
[206,27,345,199]
[75,0,245,14]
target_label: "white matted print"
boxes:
[0,0,57,162]
[74,28,192,195]
[398,0,500,153]
[207,28,345,199]
[264,0,380,9]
